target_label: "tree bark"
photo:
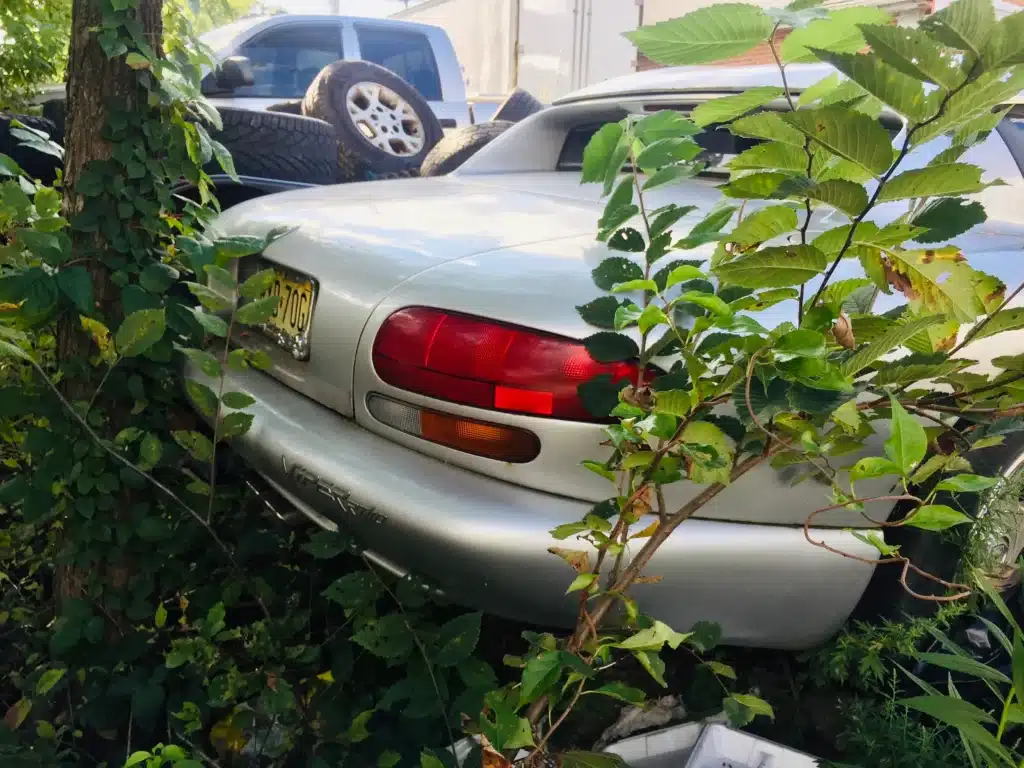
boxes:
[55,0,163,602]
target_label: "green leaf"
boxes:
[983,9,1024,68]
[36,668,65,695]
[567,573,598,593]
[433,612,482,666]
[805,179,868,217]
[172,430,214,462]
[713,245,827,288]
[1013,632,1024,703]
[186,282,231,312]
[583,332,639,363]
[721,171,797,200]
[236,296,279,325]
[116,308,166,357]
[559,751,629,768]
[731,693,774,719]
[731,111,805,146]
[811,50,933,122]
[214,234,267,260]
[221,391,256,409]
[920,0,995,55]
[914,652,1011,685]
[56,267,95,315]
[608,228,646,253]
[706,660,738,679]
[774,329,825,361]
[679,291,731,318]
[0,153,26,177]
[906,503,973,531]
[633,649,667,687]
[125,52,151,70]
[218,411,253,439]
[726,205,798,246]
[682,420,734,484]
[729,141,808,172]
[586,682,646,704]
[592,256,642,291]
[799,73,842,106]
[975,308,1024,341]
[625,4,773,66]
[885,397,928,475]
[650,204,697,240]
[783,107,893,177]
[850,456,902,481]
[185,379,218,418]
[420,751,445,768]
[880,163,989,202]
[934,474,998,492]
[634,110,702,142]
[616,620,692,651]
[913,68,1024,145]
[139,433,162,468]
[576,296,630,329]
[840,315,943,376]
[636,138,702,169]
[239,268,276,300]
[782,6,893,63]
[690,87,785,128]
[520,650,563,704]
[179,347,222,378]
[901,694,995,727]
[353,614,414,660]
[860,24,965,90]
[582,123,625,184]
[643,163,702,191]
[911,198,987,244]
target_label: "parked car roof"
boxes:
[554,61,1024,105]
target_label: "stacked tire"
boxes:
[419,88,543,177]
[301,60,442,182]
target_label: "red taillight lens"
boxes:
[372,307,640,421]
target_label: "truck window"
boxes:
[355,26,442,102]
[234,23,342,99]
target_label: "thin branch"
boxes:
[361,555,459,766]
[946,280,1024,359]
[25,355,271,621]
[802,494,972,602]
[524,677,587,761]
[206,310,236,524]
[808,66,976,310]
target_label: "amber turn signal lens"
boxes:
[367,394,540,463]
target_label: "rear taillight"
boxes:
[371,307,640,421]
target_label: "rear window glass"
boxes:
[557,109,902,173]
[356,26,442,102]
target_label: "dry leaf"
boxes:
[832,313,855,349]
[548,547,590,573]
[629,520,660,540]
[633,575,664,585]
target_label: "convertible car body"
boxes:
[185,63,1024,649]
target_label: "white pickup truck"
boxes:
[197,14,472,129]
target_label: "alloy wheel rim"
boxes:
[345,81,425,157]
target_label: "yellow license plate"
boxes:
[262,271,314,338]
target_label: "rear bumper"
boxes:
[185,362,879,650]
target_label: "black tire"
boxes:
[490,88,543,123]
[209,107,340,185]
[302,60,442,181]
[419,121,513,177]
[40,99,66,145]
[0,113,61,184]
[266,100,303,116]
[856,432,1024,622]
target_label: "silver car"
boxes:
[187,62,1024,650]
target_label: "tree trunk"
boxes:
[55,0,163,603]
